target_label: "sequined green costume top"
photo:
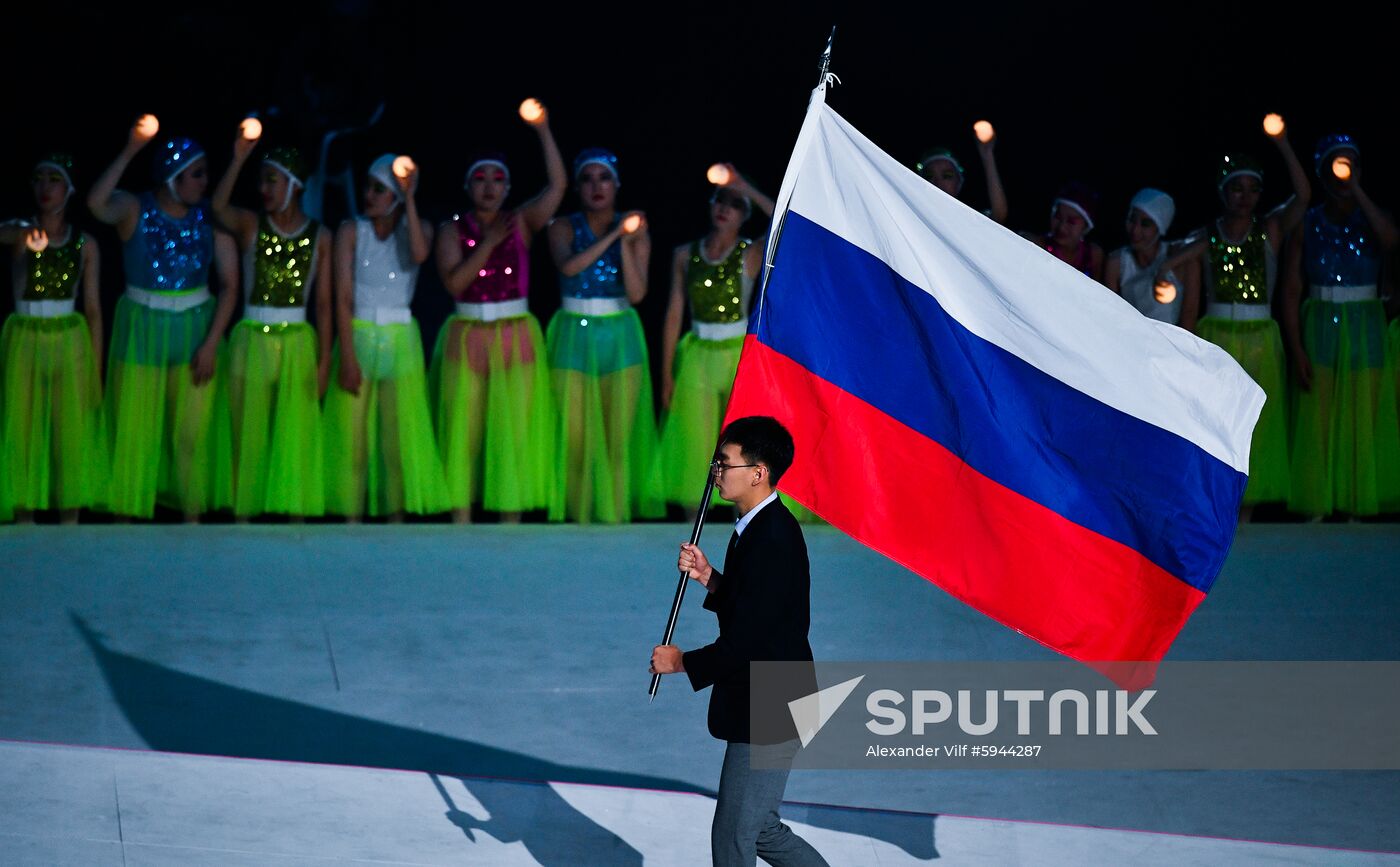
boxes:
[247,215,319,308]
[1206,219,1273,306]
[686,238,750,324]
[19,229,84,302]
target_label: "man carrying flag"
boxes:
[650,416,828,867]
[648,42,1263,865]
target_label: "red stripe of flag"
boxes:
[726,337,1202,686]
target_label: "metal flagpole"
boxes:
[753,27,836,336]
[649,28,837,702]
[649,464,719,701]
[817,26,834,82]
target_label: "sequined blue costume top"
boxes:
[559,212,623,299]
[123,192,213,292]
[1303,205,1380,289]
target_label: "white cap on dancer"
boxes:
[1128,188,1175,235]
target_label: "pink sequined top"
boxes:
[1044,236,1093,277]
[454,213,529,302]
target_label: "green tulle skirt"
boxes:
[546,307,662,523]
[1391,318,1400,413]
[227,320,324,518]
[1288,299,1400,516]
[0,451,10,522]
[324,319,449,518]
[429,312,560,517]
[657,332,742,506]
[105,294,232,518]
[1197,316,1290,505]
[0,313,107,512]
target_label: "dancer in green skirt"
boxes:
[546,148,662,523]
[323,155,448,521]
[1167,126,1310,518]
[657,165,772,518]
[1280,135,1400,518]
[0,155,105,522]
[88,121,240,521]
[432,103,567,523]
[213,133,332,519]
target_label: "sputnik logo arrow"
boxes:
[788,675,865,748]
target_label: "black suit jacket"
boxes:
[683,500,815,744]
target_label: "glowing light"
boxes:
[519,99,545,124]
[974,120,995,143]
[135,114,160,139]
[707,163,732,185]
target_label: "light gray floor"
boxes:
[3,740,1395,866]
[1,524,1397,861]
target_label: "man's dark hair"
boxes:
[719,416,795,486]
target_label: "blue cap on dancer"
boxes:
[573,147,619,184]
[1313,134,1360,177]
[152,137,206,198]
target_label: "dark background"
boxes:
[3,1,1395,383]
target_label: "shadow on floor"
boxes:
[72,612,938,862]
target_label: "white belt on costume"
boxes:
[1205,302,1273,322]
[14,298,78,318]
[694,319,749,341]
[355,306,413,325]
[1314,284,1378,304]
[244,305,308,326]
[125,284,212,312]
[454,298,530,322]
[561,296,629,317]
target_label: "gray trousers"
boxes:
[712,741,829,867]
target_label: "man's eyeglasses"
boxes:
[710,459,760,476]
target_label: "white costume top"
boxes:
[354,218,417,314]
[1118,245,1182,325]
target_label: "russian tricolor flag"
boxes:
[724,84,1264,684]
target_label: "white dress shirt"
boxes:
[734,491,779,538]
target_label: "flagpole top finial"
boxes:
[817,26,837,88]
